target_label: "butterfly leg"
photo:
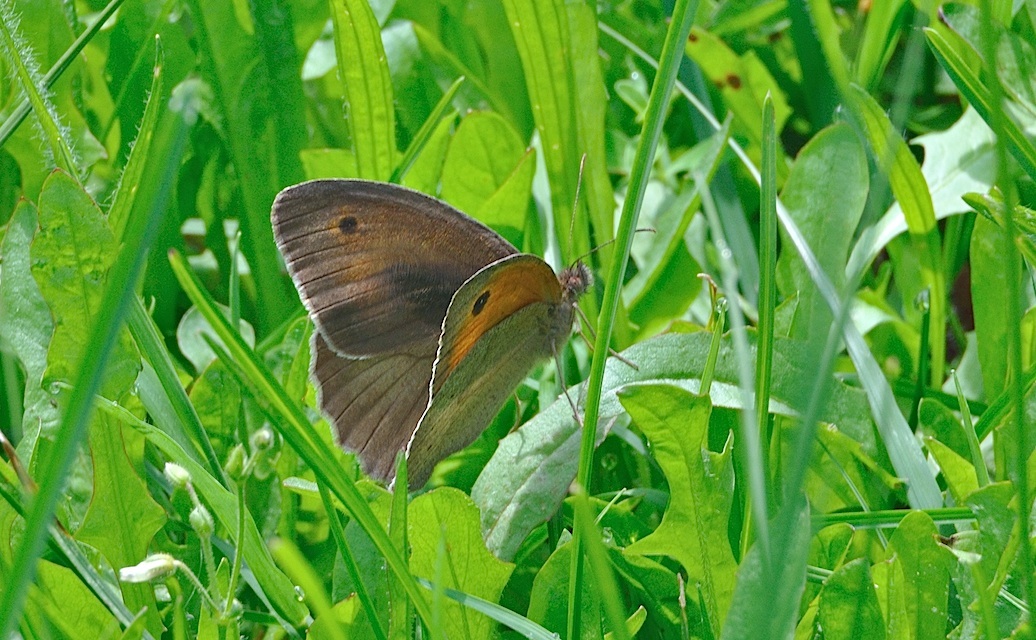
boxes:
[574,305,639,370]
[551,348,585,429]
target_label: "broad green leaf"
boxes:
[187,361,242,453]
[400,114,455,195]
[440,110,534,246]
[76,414,166,634]
[32,171,140,400]
[917,399,971,461]
[527,541,603,640]
[441,111,528,213]
[775,123,868,342]
[391,76,464,184]
[620,385,735,633]
[871,557,908,640]
[795,422,904,514]
[328,0,396,180]
[300,148,360,180]
[971,215,1014,401]
[819,558,886,640]
[925,441,979,505]
[950,483,1019,636]
[610,548,683,635]
[885,512,952,640]
[0,201,57,456]
[408,488,515,640]
[804,524,855,606]
[473,330,874,561]
[309,599,365,639]
[685,27,791,156]
[175,305,255,374]
[30,562,121,637]
[30,171,141,531]
[474,150,536,249]
[720,503,811,640]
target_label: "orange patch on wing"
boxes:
[446,261,561,371]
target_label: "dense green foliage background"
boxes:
[0,0,1035,637]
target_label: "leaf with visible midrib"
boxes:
[619,384,736,634]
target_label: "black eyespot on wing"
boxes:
[338,216,358,234]
[473,291,490,316]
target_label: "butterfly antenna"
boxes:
[567,153,589,253]
[569,227,656,269]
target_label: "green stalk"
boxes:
[976,0,1032,605]
[319,483,388,640]
[566,1,698,637]
[756,95,777,506]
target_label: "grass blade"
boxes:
[414,577,559,640]
[390,76,464,184]
[756,94,777,505]
[328,0,396,180]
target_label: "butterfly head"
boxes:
[559,262,592,305]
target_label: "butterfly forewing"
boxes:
[272,180,516,358]
[405,255,574,487]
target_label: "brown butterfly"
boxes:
[271,179,589,488]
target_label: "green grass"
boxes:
[0,0,1034,638]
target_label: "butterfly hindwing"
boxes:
[312,333,432,482]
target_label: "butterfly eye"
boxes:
[338,216,358,234]
[472,291,490,316]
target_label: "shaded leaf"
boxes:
[819,558,886,640]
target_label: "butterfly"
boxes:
[271,179,590,488]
